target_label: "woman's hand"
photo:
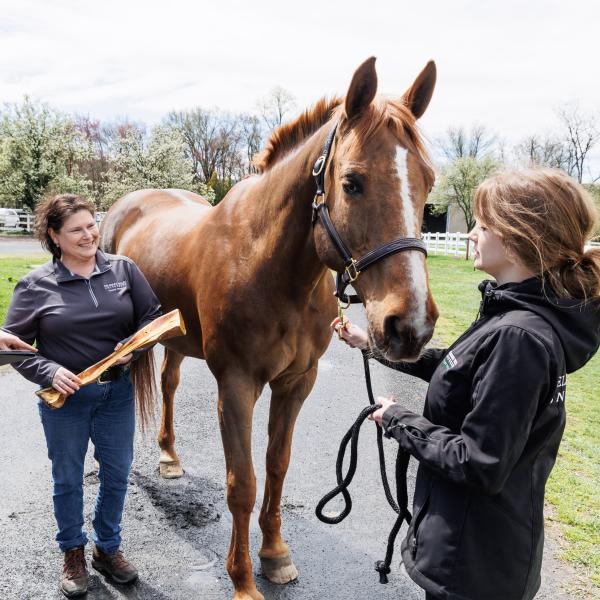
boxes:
[330,317,369,350]
[52,367,82,396]
[113,342,133,365]
[0,331,37,352]
[369,396,397,426]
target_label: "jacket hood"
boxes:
[479,277,600,373]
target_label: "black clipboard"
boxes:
[0,351,36,366]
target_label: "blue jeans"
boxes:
[38,373,135,554]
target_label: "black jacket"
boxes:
[380,278,600,600]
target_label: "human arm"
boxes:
[126,260,162,330]
[0,330,37,352]
[379,327,553,494]
[2,280,63,387]
[118,260,162,362]
[374,348,447,382]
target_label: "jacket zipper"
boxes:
[85,279,99,308]
[443,295,492,355]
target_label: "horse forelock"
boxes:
[342,98,434,185]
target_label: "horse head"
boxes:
[313,57,439,361]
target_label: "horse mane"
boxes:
[253,96,342,173]
[254,95,433,180]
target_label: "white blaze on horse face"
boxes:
[395,146,429,338]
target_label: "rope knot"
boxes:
[375,560,391,584]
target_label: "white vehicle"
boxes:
[0,208,20,229]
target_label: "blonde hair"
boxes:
[474,168,600,300]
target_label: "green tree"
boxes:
[431,156,499,257]
[101,125,214,208]
[584,184,600,237]
[0,98,91,209]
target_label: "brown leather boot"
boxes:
[61,546,88,598]
[91,544,138,584]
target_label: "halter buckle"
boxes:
[344,259,360,283]
[313,193,325,207]
[312,155,327,177]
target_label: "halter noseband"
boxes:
[311,123,428,305]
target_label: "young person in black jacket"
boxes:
[332,169,600,600]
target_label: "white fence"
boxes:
[423,232,474,257]
[423,232,600,257]
[0,211,106,233]
[2,210,600,256]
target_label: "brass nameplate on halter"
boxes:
[36,309,186,409]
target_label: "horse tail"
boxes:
[131,348,158,431]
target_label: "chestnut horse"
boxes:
[101,57,438,600]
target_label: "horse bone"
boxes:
[36,309,186,408]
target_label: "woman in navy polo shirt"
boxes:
[2,194,161,597]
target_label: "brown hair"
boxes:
[34,194,96,258]
[474,168,600,300]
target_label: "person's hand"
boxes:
[0,331,37,352]
[330,317,369,350]
[369,396,397,426]
[52,367,82,396]
[113,342,133,365]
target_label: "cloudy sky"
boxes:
[1,0,599,175]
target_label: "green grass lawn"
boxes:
[427,254,600,591]
[0,255,48,323]
[1,253,598,589]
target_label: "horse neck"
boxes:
[247,127,331,290]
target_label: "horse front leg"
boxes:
[218,374,264,600]
[258,366,318,585]
[158,347,185,478]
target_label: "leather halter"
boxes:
[311,123,428,305]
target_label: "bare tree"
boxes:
[437,125,497,161]
[74,115,115,202]
[513,134,569,170]
[168,109,224,183]
[240,114,263,174]
[556,103,599,182]
[257,86,297,131]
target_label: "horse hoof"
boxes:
[260,554,298,584]
[159,461,184,479]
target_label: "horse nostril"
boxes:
[384,315,409,345]
[383,315,434,357]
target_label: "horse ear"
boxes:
[344,56,378,120]
[402,60,436,119]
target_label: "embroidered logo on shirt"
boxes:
[550,374,566,404]
[441,351,458,370]
[104,281,127,292]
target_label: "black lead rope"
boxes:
[315,351,412,584]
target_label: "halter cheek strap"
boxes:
[311,123,427,305]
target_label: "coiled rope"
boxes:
[315,350,412,584]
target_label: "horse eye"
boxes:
[342,178,362,196]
